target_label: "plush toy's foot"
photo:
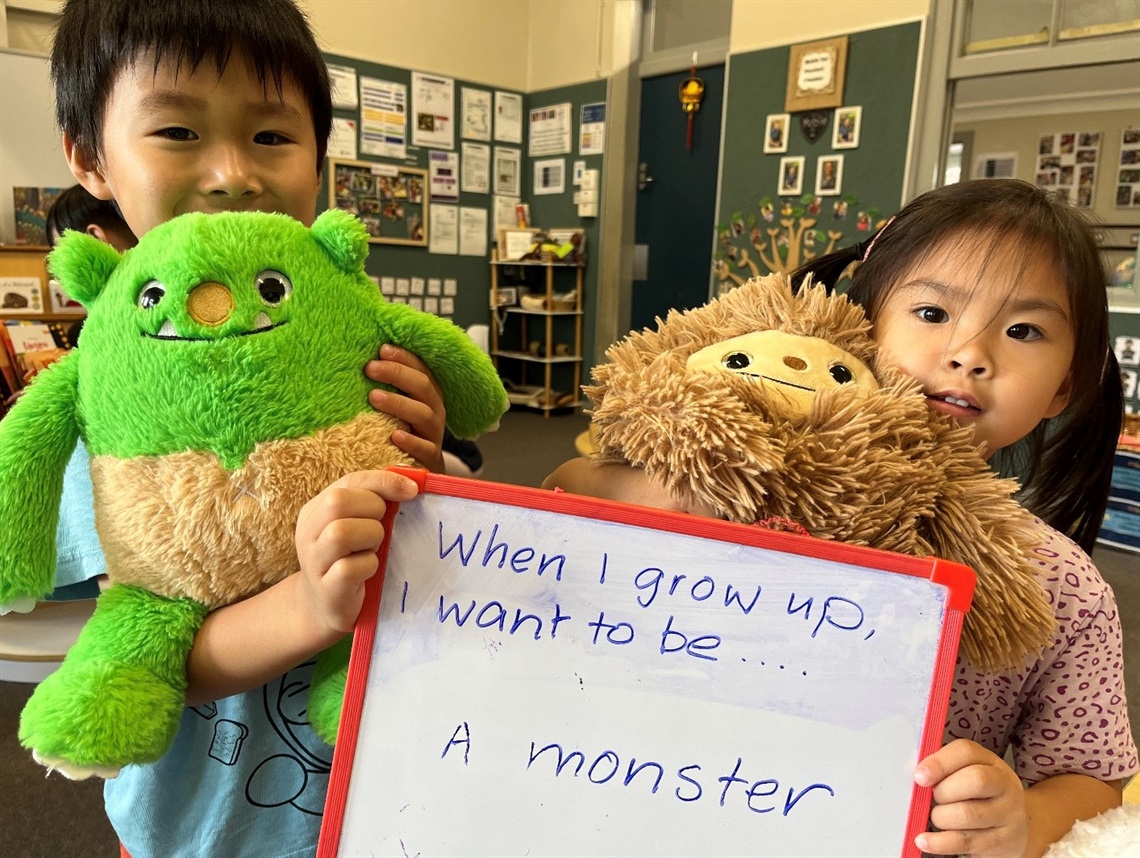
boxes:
[308,636,352,745]
[17,585,207,776]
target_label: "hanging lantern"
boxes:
[678,54,705,151]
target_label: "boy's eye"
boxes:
[256,270,293,306]
[1006,323,1042,341]
[160,127,198,141]
[916,306,948,324]
[253,131,289,146]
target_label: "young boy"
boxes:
[50,1,439,854]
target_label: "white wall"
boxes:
[729,0,930,52]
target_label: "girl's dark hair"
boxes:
[794,179,1121,554]
[51,0,332,171]
[45,184,135,248]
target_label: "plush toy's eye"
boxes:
[255,270,293,306]
[723,352,752,370]
[829,364,855,384]
[137,281,166,310]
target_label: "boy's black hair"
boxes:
[45,184,135,248]
[52,0,332,171]
[794,179,1121,555]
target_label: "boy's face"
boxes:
[65,52,321,237]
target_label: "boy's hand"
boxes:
[366,344,446,472]
[914,738,1027,858]
[294,469,419,637]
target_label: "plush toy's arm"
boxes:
[0,352,80,610]
[377,303,508,438]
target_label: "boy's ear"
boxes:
[62,133,114,202]
[48,229,123,307]
[310,208,369,273]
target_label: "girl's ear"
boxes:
[310,208,369,273]
[48,229,123,307]
[1044,372,1073,419]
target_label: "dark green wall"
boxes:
[523,79,608,379]
[717,22,921,275]
[319,53,526,329]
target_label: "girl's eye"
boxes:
[138,281,166,309]
[160,127,197,141]
[255,269,293,306]
[1007,323,1042,341]
[916,306,948,324]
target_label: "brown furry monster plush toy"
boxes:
[586,275,1054,671]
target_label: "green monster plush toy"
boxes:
[0,209,508,779]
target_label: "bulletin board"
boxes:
[329,159,428,246]
[319,469,974,858]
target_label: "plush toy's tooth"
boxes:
[156,320,178,339]
[253,312,273,330]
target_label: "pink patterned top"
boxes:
[944,520,1139,784]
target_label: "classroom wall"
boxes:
[729,0,930,53]
[955,108,1140,228]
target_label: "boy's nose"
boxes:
[204,145,263,198]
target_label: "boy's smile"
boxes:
[872,237,1075,459]
[66,52,321,236]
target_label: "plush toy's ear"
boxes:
[310,208,369,274]
[47,229,123,307]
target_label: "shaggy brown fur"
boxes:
[587,276,1054,671]
[91,411,408,608]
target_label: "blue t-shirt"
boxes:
[56,445,330,856]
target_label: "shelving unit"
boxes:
[490,249,584,416]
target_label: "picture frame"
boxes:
[785,35,848,113]
[832,105,861,149]
[815,154,844,196]
[497,227,540,261]
[763,113,790,154]
[329,159,428,246]
[778,156,805,196]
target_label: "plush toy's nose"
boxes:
[783,355,808,371]
[186,282,234,326]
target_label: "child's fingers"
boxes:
[366,344,445,415]
[915,827,1003,857]
[915,737,996,787]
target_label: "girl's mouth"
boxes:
[925,393,982,417]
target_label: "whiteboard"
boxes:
[0,49,76,244]
[320,471,973,858]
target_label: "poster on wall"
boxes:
[359,77,407,160]
[461,87,492,142]
[429,150,459,202]
[411,72,455,150]
[529,102,573,156]
[328,118,357,160]
[461,142,491,194]
[1115,127,1140,208]
[493,147,521,197]
[494,91,523,144]
[328,64,359,110]
[579,102,606,155]
[1034,130,1100,207]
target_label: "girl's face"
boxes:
[872,237,1075,459]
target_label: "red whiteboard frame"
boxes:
[319,467,974,858]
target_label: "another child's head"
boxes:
[51,0,331,236]
[46,184,137,251]
[796,179,1120,552]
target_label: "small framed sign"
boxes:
[785,36,848,113]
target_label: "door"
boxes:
[631,64,725,333]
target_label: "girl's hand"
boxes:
[914,739,1027,858]
[366,344,446,472]
[294,469,419,637]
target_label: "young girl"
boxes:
[545,179,1137,857]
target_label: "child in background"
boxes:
[46,183,138,253]
[546,179,1136,857]
[47,0,438,854]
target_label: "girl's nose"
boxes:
[945,335,993,377]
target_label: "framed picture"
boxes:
[815,154,844,196]
[763,113,790,154]
[329,159,428,246]
[832,105,861,149]
[785,35,848,113]
[0,277,46,315]
[497,228,540,261]
[778,156,805,196]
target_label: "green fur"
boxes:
[308,636,353,745]
[3,209,508,774]
[19,586,207,767]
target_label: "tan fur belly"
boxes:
[90,413,410,608]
